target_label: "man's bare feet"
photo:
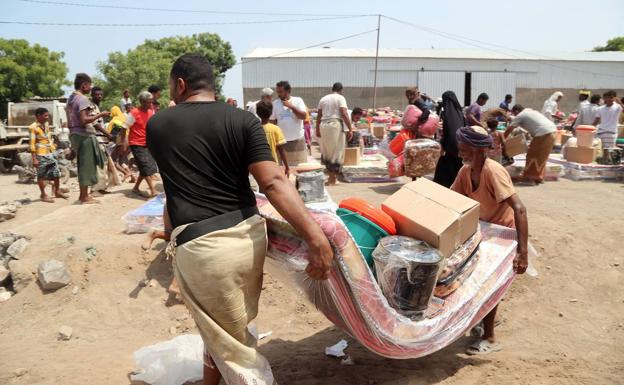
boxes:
[141,230,158,250]
[41,195,54,203]
[54,191,69,199]
[80,196,100,204]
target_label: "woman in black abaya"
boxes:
[434,91,466,187]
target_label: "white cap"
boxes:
[261,87,274,97]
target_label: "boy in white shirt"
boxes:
[593,90,623,150]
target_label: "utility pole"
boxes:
[372,14,381,110]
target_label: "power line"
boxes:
[234,29,378,66]
[0,15,365,27]
[18,0,376,17]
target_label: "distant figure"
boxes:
[499,94,513,112]
[316,82,353,185]
[120,89,132,113]
[29,107,68,203]
[148,85,162,112]
[541,91,563,121]
[127,91,157,198]
[593,90,624,151]
[405,87,431,120]
[485,118,506,164]
[573,91,597,130]
[505,105,556,185]
[256,100,289,177]
[226,98,238,108]
[270,80,308,166]
[466,93,489,127]
[433,90,466,187]
[246,87,274,119]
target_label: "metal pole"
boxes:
[372,14,381,110]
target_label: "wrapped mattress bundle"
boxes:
[372,237,443,321]
[403,139,441,178]
[402,105,439,138]
[434,251,480,298]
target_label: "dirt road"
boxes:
[0,173,622,385]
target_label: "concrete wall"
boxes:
[244,87,624,112]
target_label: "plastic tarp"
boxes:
[122,193,166,233]
[516,155,624,181]
[257,194,517,359]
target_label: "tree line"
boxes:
[0,33,236,119]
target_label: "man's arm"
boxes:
[284,99,307,120]
[276,144,290,177]
[79,109,109,126]
[315,109,323,138]
[413,99,430,122]
[94,122,113,140]
[504,124,517,139]
[340,107,353,141]
[504,193,528,274]
[592,116,600,127]
[249,161,334,280]
[29,127,38,167]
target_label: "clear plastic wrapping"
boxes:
[403,139,441,178]
[296,171,326,203]
[372,236,443,320]
[256,193,518,359]
[121,193,166,233]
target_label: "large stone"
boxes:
[0,234,16,248]
[37,259,71,291]
[58,325,73,341]
[0,287,12,302]
[0,265,9,283]
[0,204,17,222]
[8,260,34,292]
[7,238,29,259]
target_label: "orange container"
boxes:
[339,198,397,235]
[389,130,413,155]
[576,125,596,148]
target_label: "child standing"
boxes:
[29,108,68,202]
[485,118,506,164]
[256,101,290,177]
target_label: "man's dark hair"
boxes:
[505,94,512,101]
[590,94,601,104]
[579,93,589,101]
[170,53,215,92]
[603,90,617,98]
[35,107,48,116]
[74,73,92,90]
[486,118,498,130]
[478,93,489,101]
[148,85,161,94]
[276,81,291,93]
[512,104,524,113]
[332,82,343,92]
[352,107,363,115]
[91,86,102,94]
[256,100,273,120]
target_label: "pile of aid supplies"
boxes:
[335,177,481,321]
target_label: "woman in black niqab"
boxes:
[434,90,466,187]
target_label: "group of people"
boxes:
[29,76,168,204]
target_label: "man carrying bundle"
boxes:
[451,125,529,355]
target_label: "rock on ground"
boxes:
[8,259,34,292]
[7,238,29,259]
[0,204,18,222]
[58,325,73,341]
[0,265,10,283]
[37,259,71,291]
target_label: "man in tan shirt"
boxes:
[451,125,529,355]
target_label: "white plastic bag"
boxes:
[130,334,204,385]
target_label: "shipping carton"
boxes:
[505,135,528,157]
[372,124,386,139]
[564,146,595,164]
[561,132,573,147]
[343,147,362,166]
[381,178,480,258]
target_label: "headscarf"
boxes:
[456,125,493,148]
[107,105,126,132]
[548,91,563,102]
[440,90,465,156]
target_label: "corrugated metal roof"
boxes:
[243,48,624,62]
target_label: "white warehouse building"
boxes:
[242,48,624,112]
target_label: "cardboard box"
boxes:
[505,134,528,157]
[372,124,386,139]
[343,147,362,166]
[381,178,480,258]
[564,146,595,164]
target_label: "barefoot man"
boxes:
[147,53,334,385]
[451,125,529,355]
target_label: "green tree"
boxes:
[0,39,69,118]
[96,33,236,110]
[592,36,624,52]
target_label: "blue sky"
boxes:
[2,0,624,102]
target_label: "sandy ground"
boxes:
[0,169,623,385]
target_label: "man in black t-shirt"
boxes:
[147,53,333,385]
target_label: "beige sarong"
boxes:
[171,215,275,385]
[524,132,555,182]
[282,138,307,166]
[319,119,346,173]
